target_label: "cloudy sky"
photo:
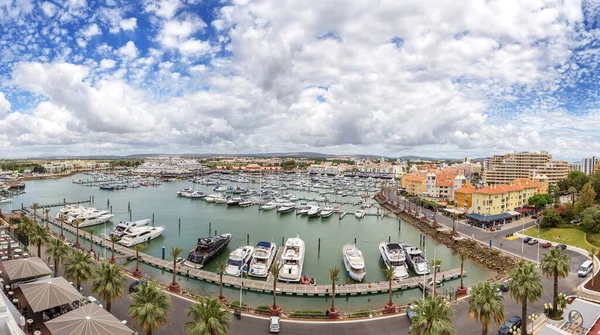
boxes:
[0,0,599,160]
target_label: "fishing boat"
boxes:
[378,242,409,279]
[107,219,151,240]
[354,209,367,219]
[248,241,277,278]
[119,226,165,247]
[278,236,305,282]
[320,207,334,218]
[401,244,430,275]
[187,234,232,266]
[225,245,255,277]
[342,244,366,281]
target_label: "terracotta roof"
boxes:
[474,182,539,195]
[404,174,425,182]
[436,180,453,187]
[455,184,476,194]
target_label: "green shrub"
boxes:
[229,301,247,309]
[255,306,271,315]
[490,249,500,256]
[349,310,372,318]
[289,310,327,318]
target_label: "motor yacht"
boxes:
[249,241,276,278]
[119,226,165,247]
[297,205,311,215]
[342,244,366,281]
[190,191,205,199]
[107,219,151,240]
[67,208,114,228]
[320,207,334,218]
[378,242,409,279]
[307,206,321,217]
[354,209,367,219]
[224,245,255,277]
[214,186,228,192]
[0,197,12,203]
[260,202,277,210]
[239,199,253,207]
[187,234,232,266]
[227,197,242,206]
[277,203,296,213]
[214,196,228,204]
[204,194,219,202]
[401,244,430,275]
[279,236,305,282]
[177,188,192,196]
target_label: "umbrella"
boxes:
[3,257,52,282]
[45,303,134,335]
[20,277,84,313]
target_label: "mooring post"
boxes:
[152,214,155,226]
[354,237,357,244]
[215,230,217,236]
[209,222,211,231]
[128,202,130,211]
[129,211,132,221]
[247,234,249,245]
[318,237,321,249]
[282,236,284,246]
[388,235,391,243]
[178,218,181,230]
[107,199,109,207]
[110,205,112,213]
[162,246,165,260]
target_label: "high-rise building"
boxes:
[483,151,568,185]
[581,156,599,175]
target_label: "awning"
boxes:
[3,257,52,282]
[45,303,134,335]
[516,207,535,213]
[506,210,521,216]
[20,277,84,312]
[466,213,512,222]
[442,208,465,214]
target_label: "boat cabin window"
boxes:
[227,259,243,267]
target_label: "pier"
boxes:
[24,202,465,297]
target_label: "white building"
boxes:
[134,157,203,175]
[581,156,599,175]
[41,163,73,173]
[425,174,467,199]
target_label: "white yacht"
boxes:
[67,209,114,228]
[204,194,219,203]
[107,219,151,240]
[56,205,84,219]
[214,186,228,192]
[320,207,334,218]
[379,242,409,279]
[177,188,192,197]
[307,206,321,217]
[249,241,277,278]
[214,196,228,204]
[297,205,311,215]
[260,202,277,210]
[342,244,366,282]
[277,203,296,213]
[0,197,12,204]
[401,244,430,275]
[278,236,305,282]
[225,245,255,277]
[119,226,165,247]
[190,191,205,199]
[354,209,367,219]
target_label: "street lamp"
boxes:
[509,325,521,334]
[528,313,539,334]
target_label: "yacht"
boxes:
[190,191,205,199]
[277,203,296,214]
[214,196,228,204]
[342,244,366,282]
[355,209,367,219]
[307,206,321,217]
[204,194,219,203]
[177,188,192,196]
[401,244,430,275]
[67,209,114,228]
[378,242,409,279]
[239,199,253,207]
[56,205,85,219]
[214,186,228,192]
[107,219,151,240]
[187,234,232,266]
[260,202,277,210]
[297,205,311,215]
[320,207,334,218]
[227,197,242,206]
[249,241,277,278]
[224,245,255,277]
[0,197,12,204]
[119,226,165,247]
[278,236,305,282]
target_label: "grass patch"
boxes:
[522,227,590,250]
[228,301,247,309]
[288,310,328,319]
[349,310,372,318]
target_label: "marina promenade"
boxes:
[24,202,465,297]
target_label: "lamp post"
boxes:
[528,313,539,334]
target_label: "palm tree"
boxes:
[431,259,442,296]
[170,246,183,291]
[109,235,119,263]
[216,261,226,301]
[30,224,50,257]
[540,248,570,316]
[133,244,145,277]
[46,238,69,275]
[458,249,468,290]
[32,203,39,222]
[509,261,543,334]
[44,208,50,229]
[91,261,126,312]
[16,216,35,247]
[129,281,171,335]
[328,267,340,313]
[88,228,95,252]
[381,265,396,310]
[590,247,597,287]
[409,295,454,335]
[58,213,65,240]
[184,297,230,335]
[64,249,94,291]
[73,219,82,248]
[469,281,504,335]
[269,262,282,312]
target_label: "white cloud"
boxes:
[145,0,181,19]
[99,59,116,69]
[81,23,101,38]
[117,41,138,59]
[40,1,58,17]
[0,92,10,119]
[119,17,137,31]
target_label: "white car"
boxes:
[269,316,280,333]
[87,296,103,309]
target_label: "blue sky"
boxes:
[0,0,600,160]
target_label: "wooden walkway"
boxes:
[24,203,465,297]
[35,199,91,208]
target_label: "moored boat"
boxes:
[107,219,151,240]
[279,236,305,282]
[119,226,165,247]
[249,241,277,278]
[320,207,334,218]
[342,244,366,281]
[379,242,409,279]
[187,233,232,266]
[401,243,430,275]
[277,203,296,213]
[225,245,255,277]
[354,209,367,219]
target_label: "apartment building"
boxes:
[581,156,599,175]
[454,182,476,211]
[472,180,540,216]
[401,174,426,195]
[483,151,568,185]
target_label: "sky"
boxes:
[0,0,600,160]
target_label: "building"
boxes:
[483,151,568,185]
[472,180,540,216]
[570,162,582,172]
[401,174,426,195]
[454,181,476,211]
[581,156,599,175]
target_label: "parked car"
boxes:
[86,296,103,309]
[498,316,522,335]
[129,280,147,293]
[571,218,581,224]
[523,237,532,244]
[555,244,567,251]
[541,242,552,248]
[499,281,510,292]
[528,239,538,245]
[269,316,281,333]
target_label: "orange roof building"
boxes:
[472,180,540,216]
[454,182,476,210]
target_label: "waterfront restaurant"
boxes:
[465,212,513,229]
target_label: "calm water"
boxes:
[0,174,493,310]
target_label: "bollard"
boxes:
[388,235,391,243]
[354,237,357,244]
[152,214,155,227]
[92,195,94,203]
[318,237,321,249]
[247,234,250,245]
[209,222,211,231]
[162,246,165,260]
[107,199,110,207]
[110,205,113,213]
[179,218,181,230]
[128,202,130,211]
[89,196,92,203]
[64,198,66,204]
[282,236,285,245]
[215,230,217,236]
[21,203,23,210]
[129,211,132,222]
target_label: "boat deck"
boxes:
[25,203,465,297]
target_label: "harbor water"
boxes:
[0,174,494,311]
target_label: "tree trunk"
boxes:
[330,282,335,311]
[37,242,41,258]
[135,252,139,271]
[147,330,152,335]
[272,278,277,309]
[172,260,177,284]
[388,278,392,305]
[219,272,224,299]
[521,298,527,335]
[106,299,111,313]
[54,259,59,275]
[433,270,437,296]
[77,279,81,291]
[111,241,115,260]
[553,272,558,313]
[76,227,79,246]
[482,325,488,335]
[460,261,464,288]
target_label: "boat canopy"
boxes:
[257,241,271,248]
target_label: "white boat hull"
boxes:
[119,226,165,247]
